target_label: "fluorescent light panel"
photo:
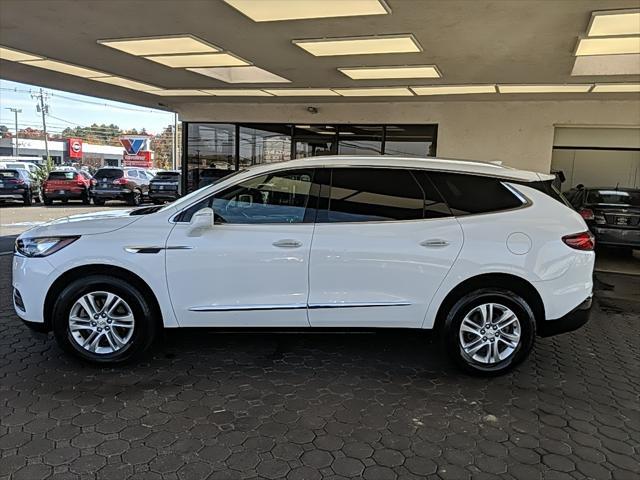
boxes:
[339,65,440,79]
[223,0,389,22]
[150,90,212,96]
[98,35,219,56]
[575,36,640,56]
[588,10,640,37]
[0,45,43,62]
[592,83,640,92]
[412,85,496,95]
[333,87,414,96]
[145,53,249,68]
[20,59,108,78]
[189,66,289,83]
[498,84,592,93]
[202,89,273,96]
[571,54,640,76]
[92,76,161,91]
[294,35,421,56]
[265,89,339,96]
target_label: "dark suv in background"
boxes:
[0,168,40,205]
[566,186,640,250]
[149,170,181,204]
[92,167,150,206]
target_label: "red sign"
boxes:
[67,138,83,159]
[123,151,153,168]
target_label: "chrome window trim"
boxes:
[188,301,411,312]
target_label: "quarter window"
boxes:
[428,172,524,215]
[179,169,316,224]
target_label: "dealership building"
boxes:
[0,137,124,166]
[0,0,638,193]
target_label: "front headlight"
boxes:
[15,236,79,257]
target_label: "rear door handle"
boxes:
[420,239,450,248]
[273,239,303,248]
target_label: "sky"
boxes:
[0,79,174,136]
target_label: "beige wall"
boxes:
[178,100,640,173]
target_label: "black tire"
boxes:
[52,275,157,364]
[151,199,163,205]
[93,198,105,206]
[127,190,142,206]
[443,288,536,376]
[43,196,53,206]
[23,191,33,206]
[81,190,90,205]
[61,198,69,204]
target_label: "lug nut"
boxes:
[482,337,487,341]
[106,319,112,324]
[480,329,485,334]
[97,327,102,332]
[91,321,97,326]
[101,313,106,318]
[105,326,110,331]
[93,314,98,319]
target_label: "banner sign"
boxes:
[120,136,153,168]
[67,138,83,159]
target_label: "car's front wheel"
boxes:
[444,288,535,376]
[52,275,157,364]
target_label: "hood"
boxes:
[19,208,141,238]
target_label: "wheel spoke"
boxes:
[103,293,120,315]
[460,318,482,336]
[465,338,488,356]
[496,313,517,330]
[78,296,98,316]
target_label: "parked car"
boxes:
[0,160,41,176]
[0,168,40,205]
[198,167,234,189]
[566,186,640,250]
[92,167,149,206]
[42,170,92,205]
[13,156,594,375]
[149,170,181,204]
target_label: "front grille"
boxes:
[13,288,25,312]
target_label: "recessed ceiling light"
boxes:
[92,76,161,91]
[293,35,422,56]
[223,0,389,22]
[339,65,440,80]
[575,36,640,56]
[264,89,340,96]
[150,90,213,96]
[20,59,108,78]
[592,83,640,92]
[588,10,640,37]
[0,45,43,62]
[498,84,592,93]
[333,87,414,96]
[98,35,220,56]
[145,53,249,68]
[201,89,273,96]
[411,85,497,95]
[188,66,289,83]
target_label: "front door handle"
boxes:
[273,239,303,248]
[420,239,450,248]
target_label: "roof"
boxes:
[252,156,552,182]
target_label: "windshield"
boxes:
[48,171,76,180]
[0,169,20,178]
[587,189,640,207]
[154,171,180,179]
[95,169,123,179]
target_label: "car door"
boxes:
[308,167,464,328]
[165,167,318,327]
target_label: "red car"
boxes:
[42,170,93,205]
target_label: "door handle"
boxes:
[420,239,450,248]
[273,239,303,248]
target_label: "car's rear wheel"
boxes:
[23,191,32,206]
[444,288,535,376]
[127,190,142,206]
[81,190,90,205]
[43,196,53,206]
[52,275,157,364]
[93,198,105,206]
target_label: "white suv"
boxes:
[13,157,594,375]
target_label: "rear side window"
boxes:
[127,170,139,178]
[514,180,571,207]
[318,168,450,223]
[95,169,123,179]
[428,172,523,215]
[48,171,76,180]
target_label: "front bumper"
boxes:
[0,193,25,200]
[592,226,640,248]
[538,296,592,337]
[12,254,57,325]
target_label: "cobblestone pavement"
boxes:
[0,255,638,480]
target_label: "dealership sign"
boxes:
[120,135,153,168]
[67,138,83,159]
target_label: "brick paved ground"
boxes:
[0,255,638,480]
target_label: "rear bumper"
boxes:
[538,296,592,337]
[93,188,132,200]
[0,193,25,200]
[44,191,85,199]
[592,226,640,248]
[149,191,179,201]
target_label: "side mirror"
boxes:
[188,207,214,236]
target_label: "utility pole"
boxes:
[4,108,21,156]
[172,112,178,170]
[31,88,50,163]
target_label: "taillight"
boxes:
[562,231,595,251]
[8,178,25,185]
[91,179,97,186]
[113,178,127,185]
[579,208,594,220]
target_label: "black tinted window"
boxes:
[155,172,180,179]
[429,172,523,215]
[48,171,76,180]
[514,180,571,207]
[95,169,123,179]
[180,169,316,224]
[0,170,20,178]
[319,168,449,223]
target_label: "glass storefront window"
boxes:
[338,125,383,155]
[187,123,236,191]
[239,124,291,167]
[384,125,437,157]
[293,125,337,158]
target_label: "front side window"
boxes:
[179,169,315,224]
[318,168,450,223]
